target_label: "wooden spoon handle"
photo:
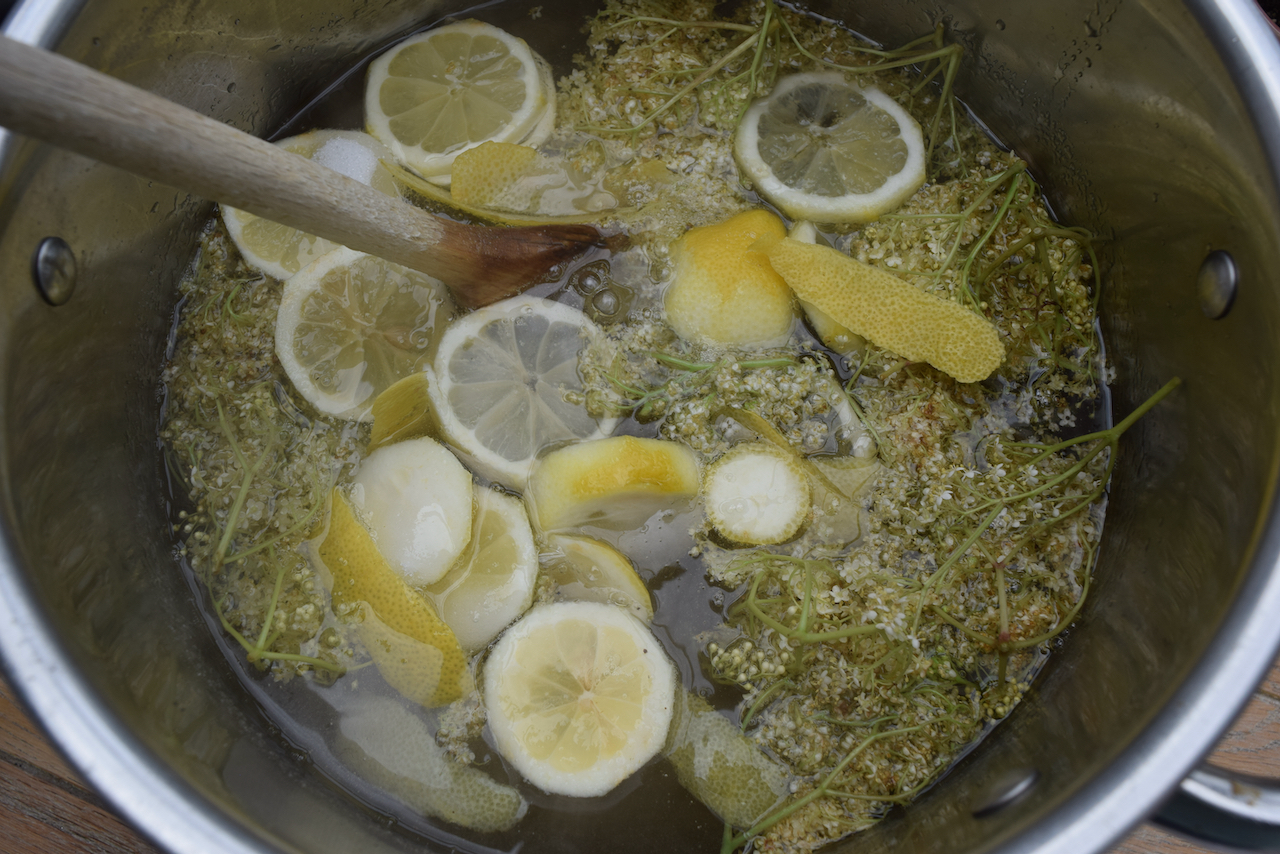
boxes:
[0,35,605,307]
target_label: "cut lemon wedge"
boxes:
[734,73,926,223]
[525,436,700,532]
[424,487,538,652]
[222,130,399,280]
[544,533,654,621]
[483,601,676,797]
[365,20,554,183]
[350,437,473,587]
[431,297,617,490]
[275,248,450,421]
[315,489,469,707]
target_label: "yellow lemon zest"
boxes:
[450,142,546,208]
[761,236,1004,382]
[318,489,469,707]
[665,209,796,347]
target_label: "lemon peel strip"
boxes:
[663,689,789,830]
[761,236,1004,382]
[317,489,469,707]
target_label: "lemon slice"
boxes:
[734,73,926,223]
[275,247,450,421]
[664,209,797,348]
[704,442,812,545]
[432,296,618,490]
[424,487,538,652]
[315,488,469,707]
[525,436,700,532]
[483,601,677,797]
[365,20,552,182]
[350,437,473,586]
[222,130,399,279]
[544,534,654,621]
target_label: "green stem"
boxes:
[724,723,936,851]
[741,678,794,730]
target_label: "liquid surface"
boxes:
[160,2,1116,852]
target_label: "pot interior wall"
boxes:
[0,1,1276,853]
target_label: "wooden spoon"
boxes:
[0,35,611,309]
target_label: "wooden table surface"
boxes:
[1,663,1278,854]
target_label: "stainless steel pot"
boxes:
[3,1,1280,853]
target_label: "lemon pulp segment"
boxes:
[526,436,700,532]
[762,236,1004,382]
[222,130,399,280]
[432,296,617,490]
[664,209,796,348]
[275,248,449,421]
[424,487,538,652]
[317,489,468,707]
[734,74,926,223]
[483,601,676,797]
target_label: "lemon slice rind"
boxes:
[483,601,677,797]
[315,488,469,707]
[350,437,474,587]
[734,73,926,223]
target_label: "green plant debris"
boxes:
[161,224,362,680]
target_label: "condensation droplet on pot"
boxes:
[32,236,77,306]
[995,19,1006,30]
[1197,249,1237,319]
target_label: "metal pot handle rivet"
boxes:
[971,768,1039,817]
[1197,249,1238,319]
[31,236,76,306]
